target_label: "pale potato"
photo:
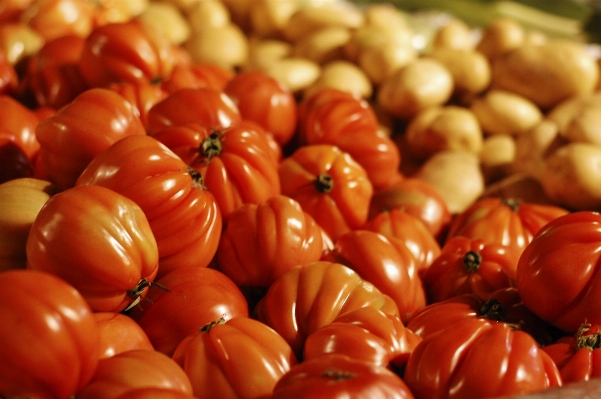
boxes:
[470,90,543,135]
[427,47,491,98]
[512,119,567,179]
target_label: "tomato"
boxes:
[516,211,601,334]
[253,260,399,358]
[322,229,426,323]
[422,236,519,303]
[152,120,280,221]
[216,194,324,289]
[35,87,146,189]
[127,266,249,357]
[363,208,441,276]
[0,269,100,399]
[271,354,415,399]
[0,138,33,183]
[297,88,400,189]
[78,20,177,88]
[0,51,17,95]
[369,177,452,243]
[404,318,562,398]
[303,307,422,371]
[108,80,168,128]
[445,197,569,255]
[173,316,297,399]
[0,94,41,161]
[161,62,234,94]
[76,134,222,278]
[77,349,194,399]
[543,322,601,384]
[20,0,95,40]
[146,87,242,135]
[224,70,298,146]
[26,185,159,312]
[0,177,59,271]
[114,387,199,399]
[94,312,154,359]
[279,144,373,241]
[0,0,34,22]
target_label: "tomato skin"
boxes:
[322,229,427,323]
[107,80,168,128]
[0,177,60,271]
[0,269,100,399]
[78,20,176,88]
[422,236,519,303]
[0,52,18,95]
[0,138,33,183]
[35,87,146,189]
[0,94,41,161]
[254,261,399,358]
[216,194,324,288]
[77,349,193,399]
[146,87,242,135]
[161,62,234,94]
[76,134,223,278]
[271,354,415,399]
[363,208,441,275]
[114,387,198,399]
[127,267,249,357]
[446,197,569,254]
[279,144,374,242]
[224,70,298,146]
[20,0,94,40]
[404,318,562,399]
[173,316,297,399]
[94,312,154,359]
[303,307,422,370]
[516,211,601,334]
[25,185,159,312]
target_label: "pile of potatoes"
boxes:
[4,0,601,214]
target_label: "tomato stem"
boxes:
[463,250,482,273]
[480,298,506,321]
[501,198,521,212]
[321,368,356,381]
[200,131,223,162]
[200,315,226,333]
[314,173,334,193]
[576,322,601,350]
[186,165,207,190]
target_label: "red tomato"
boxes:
[146,87,242,135]
[20,0,94,40]
[322,229,426,323]
[24,34,85,74]
[224,70,298,146]
[0,269,100,399]
[271,354,415,399]
[77,349,193,399]
[161,62,234,94]
[279,144,374,242]
[303,307,422,371]
[253,261,399,358]
[127,266,249,357]
[78,20,177,88]
[173,316,297,399]
[26,185,159,312]
[108,80,168,128]
[0,52,17,95]
[152,120,280,220]
[94,312,154,359]
[543,322,601,384]
[114,387,199,399]
[516,211,601,334]
[446,197,569,255]
[369,177,452,242]
[0,94,41,161]
[0,0,34,22]
[404,318,562,398]
[297,88,400,189]
[216,194,324,288]
[422,236,520,303]
[35,87,146,189]
[363,208,441,276]
[76,134,222,278]
[0,138,33,183]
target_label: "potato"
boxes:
[292,26,351,65]
[490,39,599,109]
[512,119,567,179]
[470,90,543,135]
[303,60,372,99]
[479,134,516,183]
[427,47,491,98]
[540,142,601,210]
[184,23,248,70]
[547,93,601,145]
[432,18,475,50]
[476,18,524,60]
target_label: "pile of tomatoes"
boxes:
[3,1,601,399]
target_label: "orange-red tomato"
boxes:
[20,0,95,40]
[254,261,399,358]
[0,94,42,161]
[161,62,235,94]
[0,138,33,183]
[76,134,222,278]
[114,387,199,399]
[279,144,373,242]
[35,87,146,189]
[0,52,17,95]
[322,229,427,323]
[127,266,249,357]
[173,316,298,399]
[216,194,324,289]
[224,70,298,146]
[78,20,177,88]
[26,185,159,312]
[77,349,194,399]
[108,80,168,128]
[0,269,100,399]
[94,312,154,359]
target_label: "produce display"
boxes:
[3,0,601,398]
